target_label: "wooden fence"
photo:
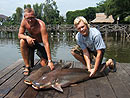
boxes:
[0,24,130,37]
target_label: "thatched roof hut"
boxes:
[91,13,114,23]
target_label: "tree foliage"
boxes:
[3,7,23,25]
[33,3,43,20]
[66,0,130,23]
[2,0,130,25]
[2,0,64,25]
[124,16,130,23]
[66,7,96,24]
[43,0,63,24]
[24,4,31,9]
[2,17,14,25]
[15,7,23,23]
[96,0,130,22]
[96,1,106,13]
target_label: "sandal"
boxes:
[109,59,117,72]
[23,67,30,76]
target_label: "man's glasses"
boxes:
[25,17,35,21]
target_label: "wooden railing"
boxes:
[0,24,130,33]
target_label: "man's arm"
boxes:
[89,49,102,77]
[40,22,51,60]
[94,50,102,71]
[40,21,54,70]
[18,19,27,39]
[83,48,91,71]
[18,19,35,45]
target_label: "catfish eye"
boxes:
[42,76,46,79]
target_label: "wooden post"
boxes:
[115,32,118,41]
[105,27,108,42]
[117,17,119,25]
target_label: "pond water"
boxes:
[0,30,130,71]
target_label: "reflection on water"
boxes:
[0,31,21,70]
[49,31,77,61]
[0,31,130,70]
[103,32,130,63]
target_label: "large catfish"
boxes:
[24,61,72,85]
[32,68,90,92]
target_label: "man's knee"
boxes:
[20,39,27,47]
[71,49,83,60]
[40,58,47,66]
[71,49,75,56]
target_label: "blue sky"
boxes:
[0,0,103,16]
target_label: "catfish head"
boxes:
[32,74,64,92]
[31,62,72,92]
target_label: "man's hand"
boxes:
[88,68,96,77]
[48,62,54,70]
[26,36,35,46]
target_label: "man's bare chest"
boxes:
[26,25,41,35]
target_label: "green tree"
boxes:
[66,7,96,24]
[96,1,106,12]
[11,13,17,25]
[2,16,15,26]
[24,4,31,9]
[124,16,130,23]
[66,10,86,24]
[33,3,43,19]
[58,16,65,24]
[43,0,60,24]
[7,7,23,25]
[84,7,96,22]
[97,0,130,22]
[2,0,64,26]
[15,7,23,24]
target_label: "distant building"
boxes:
[91,13,114,23]
[0,14,8,19]
[0,14,8,25]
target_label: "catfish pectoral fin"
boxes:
[51,83,63,92]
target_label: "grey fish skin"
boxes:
[32,68,90,92]
[24,62,72,85]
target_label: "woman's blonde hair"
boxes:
[74,16,90,28]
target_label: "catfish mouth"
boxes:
[32,82,41,90]
[32,81,51,90]
[32,84,40,90]
[24,79,32,85]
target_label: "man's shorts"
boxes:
[71,45,84,57]
[25,33,48,60]
[71,45,106,71]
[28,41,48,60]
[71,45,98,59]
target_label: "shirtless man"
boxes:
[18,8,54,75]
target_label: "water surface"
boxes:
[0,31,130,71]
